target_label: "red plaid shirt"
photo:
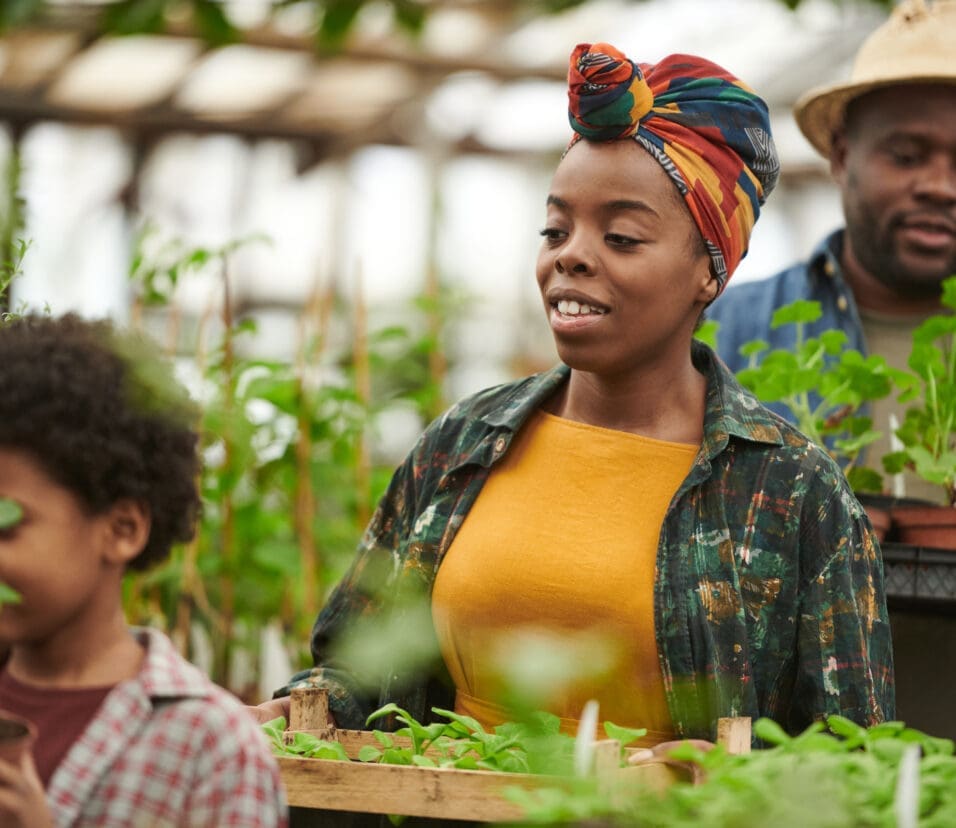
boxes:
[46,628,287,827]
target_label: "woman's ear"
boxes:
[102,499,151,566]
[695,269,720,305]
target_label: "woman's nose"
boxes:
[555,234,595,275]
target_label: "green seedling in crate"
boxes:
[510,715,956,827]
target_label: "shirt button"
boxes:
[823,260,836,278]
[494,436,507,454]
[837,295,849,312]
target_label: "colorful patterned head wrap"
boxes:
[567,43,779,292]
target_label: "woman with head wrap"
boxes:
[255,45,893,745]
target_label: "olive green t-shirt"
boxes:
[860,308,947,505]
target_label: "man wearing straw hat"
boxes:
[710,0,956,505]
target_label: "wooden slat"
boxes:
[279,756,687,819]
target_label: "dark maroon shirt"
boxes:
[0,668,113,786]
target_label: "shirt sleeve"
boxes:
[183,699,289,827]
[273,446,422,728]
[791,485,896,730]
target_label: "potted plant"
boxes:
[881,276,956,549]
[729,299,901,539]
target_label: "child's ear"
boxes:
[103,500,151,566]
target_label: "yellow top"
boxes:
[431,410,697,744]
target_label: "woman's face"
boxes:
[536,139,714,378]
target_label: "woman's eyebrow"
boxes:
[545,195,659,218]
[606,199,659,217]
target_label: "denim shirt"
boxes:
[278,342,893,741]
[709,229,866,421]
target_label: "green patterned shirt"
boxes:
[281,343,894,740]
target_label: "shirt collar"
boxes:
[807,229,846,285]
[693,341,784,457]
[475,345,782,460]
[132,627,212,700]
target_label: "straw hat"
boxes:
[794,0,956,157]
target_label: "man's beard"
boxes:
[844,202,956,300]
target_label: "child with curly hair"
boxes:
[0,313,287,828]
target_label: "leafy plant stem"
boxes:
[292,287,322,626]
[216,256,238,683]
[353,261,372,528]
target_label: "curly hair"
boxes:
[0,313,201,571]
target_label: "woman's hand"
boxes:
[245,695,338,730]
[0,754,55,828]
[627,738,715,783]
[245,696,292,725]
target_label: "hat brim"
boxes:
[794,75,956,158]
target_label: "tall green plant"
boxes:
[883,276,956,507]
[123,228,454,696]
[735,300,902,493]
[0,150,27,317]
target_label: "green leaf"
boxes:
[358,745,382,762]
[941,275,956,311]
[0,0,44,30]
[0,583,21,605]
[753,717,791,745]
[770,299,821,328]
[818,328,849,353]
[0,498,22,530]
[250,540,300,577]
[411,754,437,768]
[317,0,366,50]
[102,0,169,34]
[694,319,719,350]
[393,0,426,34]
[827,714,867,742]
[846,466,884,494]
[191,0,238,46]
[881,450,909,475]
[738,340,768,359]
[603,721,648,747]
[430,708,485,736]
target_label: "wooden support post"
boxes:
[716,717,751,755]
[286,686,334,743]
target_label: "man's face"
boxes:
[832,85,956,298]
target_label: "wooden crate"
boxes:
[278,687,749,822]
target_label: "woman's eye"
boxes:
[606,233,639,247]
[539,227,566,243]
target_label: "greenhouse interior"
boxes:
[1,0,955,825]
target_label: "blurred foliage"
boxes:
[122,226,451,698]
[0,0,895,49]
[0,153,26,317]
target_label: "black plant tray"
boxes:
[882,541,956,612]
